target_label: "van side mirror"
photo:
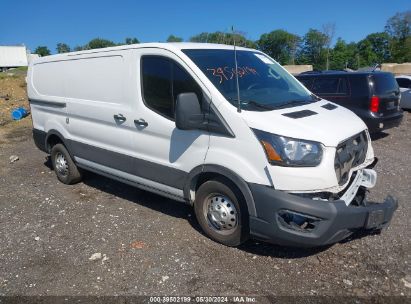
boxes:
[175,93,204,130]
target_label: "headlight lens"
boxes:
[253,129,323,167]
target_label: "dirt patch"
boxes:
[0,72,29,127]
[0,117,32,145]
[0,72,31,145]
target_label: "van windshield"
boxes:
[182,49,316,111]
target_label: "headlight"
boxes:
[252,129,323,167]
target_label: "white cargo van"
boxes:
[28,43,397,247]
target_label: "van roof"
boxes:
[297,70,393,77]
[32,42,254,63]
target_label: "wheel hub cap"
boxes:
[207,195,238,232]
[55,152,68,176]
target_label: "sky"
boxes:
[1,0,410,53]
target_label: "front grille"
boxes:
[334,131,368,185]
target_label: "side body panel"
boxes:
[399,87,411,109]
[65,52,137,165]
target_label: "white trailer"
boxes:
[0,45,29,69]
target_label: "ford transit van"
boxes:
[28,43,397,247]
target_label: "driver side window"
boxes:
[141,56,203,120]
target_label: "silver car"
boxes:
[396,75,411,110]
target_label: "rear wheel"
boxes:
[194,178,249,246]
[51,143,82,184]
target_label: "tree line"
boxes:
[34,10,410,71]
[34,37,140,57]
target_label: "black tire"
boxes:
[51,143,82,184]
[194,178,249,246]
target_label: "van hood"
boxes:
[240,100,367,147]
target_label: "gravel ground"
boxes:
[0,113,410,300]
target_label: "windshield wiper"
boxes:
[273,99,316,109]
[241,100,276,110]
[228,97,316,111]
[228,98,275,111]
[311,94,322,101]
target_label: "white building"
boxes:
[0,45,38,69]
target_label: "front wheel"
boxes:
[51,143,82,185]
[194,178,249,246]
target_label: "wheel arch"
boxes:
[184,164,257,217]
[45,130,74,158]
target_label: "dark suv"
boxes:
[296,71,403,133]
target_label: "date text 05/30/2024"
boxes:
[149,296,257,303]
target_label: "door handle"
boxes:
[134,118,148,127]
[114,114,126,122]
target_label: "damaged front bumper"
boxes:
[248,181,398,247]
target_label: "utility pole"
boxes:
[322,23,336,70]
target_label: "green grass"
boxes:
[0,67,27,79]
[14,66,28,72]
[0,73,19,79]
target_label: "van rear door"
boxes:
[29,60,69,136]
[370,73,401,115]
